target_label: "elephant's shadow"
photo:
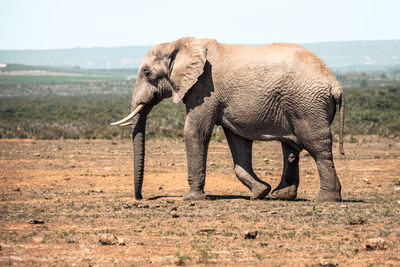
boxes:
[147,195,311,201]
[146,195,365,202]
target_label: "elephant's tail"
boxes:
[338,92,345,155]
[332,85,345,155]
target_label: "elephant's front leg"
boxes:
[271,143,300,200]
[182,118,214,201]
[224,128,271,199]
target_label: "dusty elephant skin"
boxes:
[112,37,345,202]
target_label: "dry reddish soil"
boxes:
[1,137,399,266]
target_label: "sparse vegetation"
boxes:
[0,68,399,140]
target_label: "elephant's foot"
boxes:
[250,183,271,200]
[271,184,298,201]
[314,190,342,202]
[182,190,207,201]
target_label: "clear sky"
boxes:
[1,0,400,50]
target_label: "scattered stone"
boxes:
[117,237,126,246]
[244,231,258,239]
[365,238,386,251]
[32,236,44,243]
[99,234,125,246]
[166,199,175,204]
[137,204,149,208]
[35,153,40,157]
[99,234,118,245]
[394,186,400,192]
[168,163,175,167]
[259,242,268,247]
[88,188,103,194]
[210,162,216,166]
[397,200,400,205]
[263,158,269,163]
[44,195,53,200]
[170,210,180,218]
[159,186,163,190]
[122,203,132,209]
[269,211,278,215]
[363,178,371,184]
[347,217,366,225]
[14,188,21,192]
[189,202,195,207]
[28,219,44,224]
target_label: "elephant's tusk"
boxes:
[110,104,145,126]
[120,121,133,126]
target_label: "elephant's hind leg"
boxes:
[301,127,342,202]
[271,143,299,200]
[223,128,271,200]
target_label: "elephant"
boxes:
[111,37,345,202]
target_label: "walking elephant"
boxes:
[112,37,345,202]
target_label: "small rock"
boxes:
[210,162,216,166]
[263,158,269,163]
[159,186,163,190]
[363,178,371,184]
[117,237,126,246]
[28,219,44,224]
[122,203,132,209]
[365,238,386,251]
[189,202,195,207]
[394,187,400,192]
[166,199,175,204]
[44,195,53,200]
[35,153,40,157]
[244,231,258,239]
[99,234,120,245]
[260,242,268,247]
[14,188,21,192]
[32,236,44,244]
[170,210,180,218]
[269,211,278,215]
[168,163,175,167]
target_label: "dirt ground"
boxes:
[1,136,399,266]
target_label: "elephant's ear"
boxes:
[169,37,207,103]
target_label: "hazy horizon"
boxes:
[1,0,400,50]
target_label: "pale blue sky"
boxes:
[1,0,399,50]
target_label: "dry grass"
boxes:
[0,136,399,266]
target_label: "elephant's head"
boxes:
[111,37,208,199]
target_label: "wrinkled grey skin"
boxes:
[127,37,344,202]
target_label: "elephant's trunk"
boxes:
[132,111,148,200]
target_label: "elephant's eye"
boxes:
[143,68,152,79]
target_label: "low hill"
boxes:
[0,40,399,70]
